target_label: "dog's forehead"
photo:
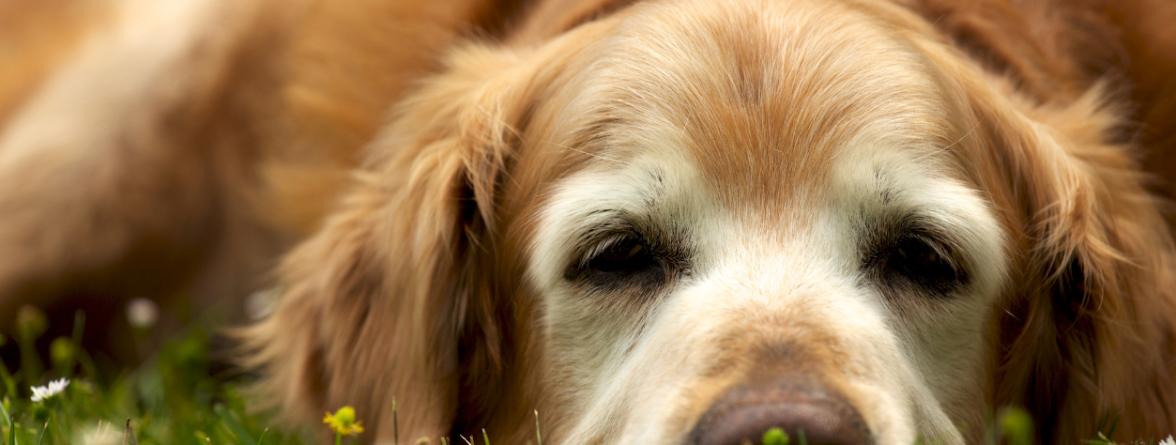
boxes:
[561,0,958,211]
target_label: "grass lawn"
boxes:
[1,306,313,445]
[0,305,1158,445]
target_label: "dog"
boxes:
[3,0,1176,443]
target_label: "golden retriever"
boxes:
[3,0,1176,444]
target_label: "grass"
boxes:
[1,307,312,445]
[0,305,1169,445]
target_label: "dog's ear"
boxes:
[987,92,1176,444]
[239,40,578,442]
[921,42,1176,443]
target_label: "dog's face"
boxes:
[247,0,1176,443]
[522,1,1007,443]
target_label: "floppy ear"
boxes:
[987,91,1176,444]
[239,42,562,442]
[923,44,1176,443]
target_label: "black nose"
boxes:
[688,383,871,445]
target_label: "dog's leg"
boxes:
[0,0,291,335]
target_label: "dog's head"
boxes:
[243,0,1176,443]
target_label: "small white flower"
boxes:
[126,298,159,329]
[30,378,69,402]
[1159,435,1174,445]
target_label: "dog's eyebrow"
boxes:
[587,208,622,217]
[878,187,896,206]
[871,213,956,246]
[574,209,631,242]
[871,168,898,206]
[569,115,628,150]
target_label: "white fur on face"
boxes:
[529,131,1008,445]
[524,0,1010,444]
[529,143,1006,445]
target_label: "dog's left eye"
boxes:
[864,227,967,297]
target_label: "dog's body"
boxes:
[3,0,1176,444]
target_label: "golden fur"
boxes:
[3,0,1176,443]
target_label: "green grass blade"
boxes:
[0,400,11,429]
[61,312,85,380]
[1104,414,1121,439]
[215,404,258,445]
[1,401,16,445]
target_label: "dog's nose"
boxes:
[688,383,871,445]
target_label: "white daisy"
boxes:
[30,378,69,402]
[1160,436,1174,445]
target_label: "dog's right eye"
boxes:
[584,236,657,275]
[565,233,670,291]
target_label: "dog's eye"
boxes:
[884,235,962,294]
[586,236,655,274]
[565,225,691,294]
[564,233,670,291]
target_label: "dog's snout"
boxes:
[688,383,870,445]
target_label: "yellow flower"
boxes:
[324,406,365,436]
